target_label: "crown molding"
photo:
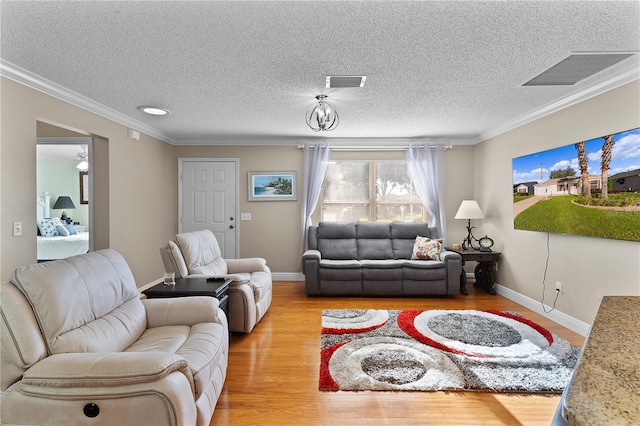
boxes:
[474,64,640,144]
[0,60,177,145]
[3,58,637,148]
[176,137,476,146]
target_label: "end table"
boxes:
[143,277,231,317]
[446,248,501,295]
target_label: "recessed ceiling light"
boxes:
[138,106,170,116]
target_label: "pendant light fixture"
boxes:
[305,95,338,132]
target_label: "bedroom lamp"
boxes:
[52,196,76,224]
[454,200,484,251]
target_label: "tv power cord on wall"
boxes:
[540,232,559,314]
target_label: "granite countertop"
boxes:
[563,296,640,425]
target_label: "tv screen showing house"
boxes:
[512,127,640,242]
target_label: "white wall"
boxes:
[474,80,640,326]
[1,77,177,286]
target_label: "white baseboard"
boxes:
[138,278,163,292]
[494,283,590,337]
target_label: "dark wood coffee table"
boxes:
[143,277,231,317]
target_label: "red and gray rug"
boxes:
[320,309,579,393]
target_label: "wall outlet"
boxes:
[555,281,562,293]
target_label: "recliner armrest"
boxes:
[302,249,321,261]
[22,352,194,395]
[142,296,222,328]
[225,257,268,274]
[440,250,461,263]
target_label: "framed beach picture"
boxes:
[248,171,297,201]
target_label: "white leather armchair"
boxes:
[160,229,272,333]
[0,249,228,426]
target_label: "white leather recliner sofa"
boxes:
[160,229,272,333]
[0,249,228,426]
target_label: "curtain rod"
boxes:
[297,145,453,151]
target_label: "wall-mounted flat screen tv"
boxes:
[512,127,640,242]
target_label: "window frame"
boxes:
[320,159,426,222]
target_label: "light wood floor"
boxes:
[212,282,584,426]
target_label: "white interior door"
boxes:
[179,159,238,258]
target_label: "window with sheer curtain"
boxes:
[320,161,426,222]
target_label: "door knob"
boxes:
[230,217,234,221]
[230,225,235,229]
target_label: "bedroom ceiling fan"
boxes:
[76,147,88,171]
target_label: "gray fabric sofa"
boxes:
[302,221,462,296]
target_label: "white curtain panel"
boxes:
[406,144,446,240]
[299,144,331,259]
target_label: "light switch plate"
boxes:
[240,213,251,220]
[13,222,22,237]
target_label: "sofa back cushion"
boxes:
[9,249,146,355]
[317,222,357,260]
[390,222,437,259]
[160,241,190,278]
[175,229,228,276]
[356,222,393,260]
[1,282,48,390]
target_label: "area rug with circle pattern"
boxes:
[320,309,580,393]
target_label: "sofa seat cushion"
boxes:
[319,261,362,281]
[360,259,404,269]
[319,259,362,269]
[403,261,446,281]
[402,259,445,269]
[126,322,226,400]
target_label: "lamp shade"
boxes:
[52,196,76,210]
[454,200,484,220]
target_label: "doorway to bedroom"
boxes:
[36,138,91,261]
[35,119,100,262]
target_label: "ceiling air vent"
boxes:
[523,53,634,86]
[326,75,367,88]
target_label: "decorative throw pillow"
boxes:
[411,236,443,261]
[56,225,70,236]
[37,218,59,237]
[65,224,78,235]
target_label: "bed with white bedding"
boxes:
[37,192,89,261]
[37,232,90,260]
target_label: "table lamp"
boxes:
[52,196,76,224]
[454,200,484,250]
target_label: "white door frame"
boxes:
[178,158,240,258]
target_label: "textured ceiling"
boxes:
[1,1,639,146]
